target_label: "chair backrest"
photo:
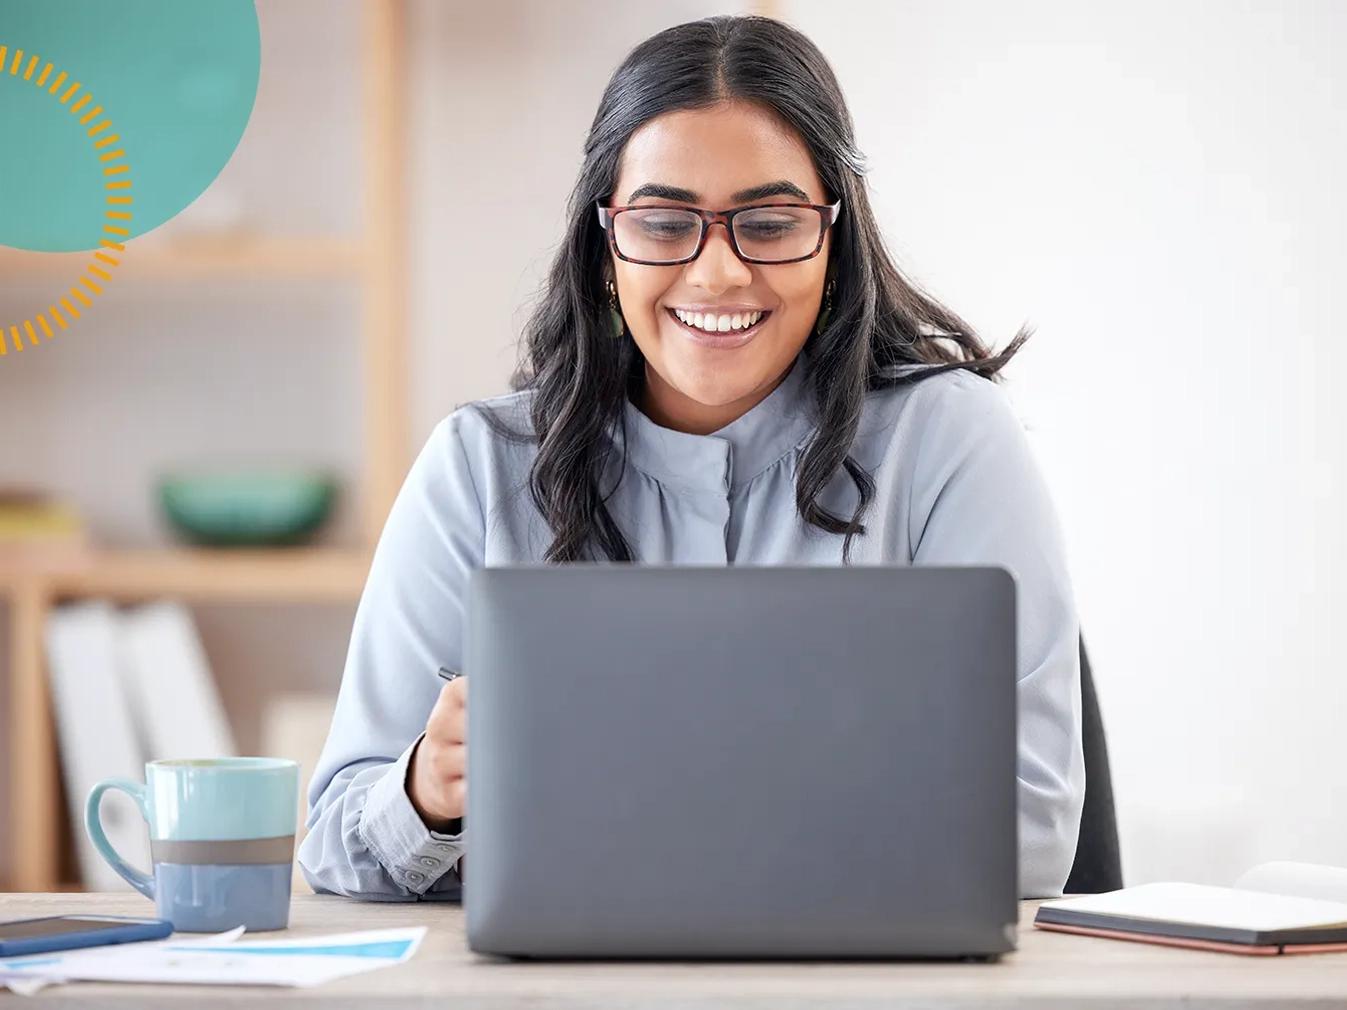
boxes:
[1064,633,1123,893]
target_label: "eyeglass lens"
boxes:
[612,206,824,264]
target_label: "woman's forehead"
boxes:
[613,102,825,205]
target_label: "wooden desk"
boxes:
[4,892,1347,1008]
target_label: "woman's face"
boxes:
[608,99,832,434]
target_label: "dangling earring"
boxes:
[815,276,835,335]
[607,278,625,338]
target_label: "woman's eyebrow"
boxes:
[624,180,810,203]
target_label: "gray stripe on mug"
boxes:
[150,835,296,866]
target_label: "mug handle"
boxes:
[85,778,155,899]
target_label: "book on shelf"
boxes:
[44,601,148,892]
[116,600,236,762]
[45,598,236,890]
[1035,861,1347,955]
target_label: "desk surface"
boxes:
[4,892,1347,1008]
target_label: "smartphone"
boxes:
[0,914,173,958]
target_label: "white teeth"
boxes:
[673,309,763,333]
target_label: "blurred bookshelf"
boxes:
[0,0,408,892]
[1,548,373,602]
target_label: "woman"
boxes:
[298,13,1084,902]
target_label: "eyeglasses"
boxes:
[595,199,842,266]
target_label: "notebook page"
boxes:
[1041,882,1347,931]
[1234,861,1347,905]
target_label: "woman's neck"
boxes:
[636,360,793,436]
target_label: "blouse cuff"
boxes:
[357,732,466,895]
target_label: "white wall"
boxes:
[783,0,1347,883]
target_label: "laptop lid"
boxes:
[464,564,1018,958]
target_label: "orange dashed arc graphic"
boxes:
[0,40,134,357]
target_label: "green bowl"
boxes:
[157,470,338,547]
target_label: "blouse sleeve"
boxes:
[296,410,485,901]
[906,370,1086,898]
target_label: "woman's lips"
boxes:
[665,307,771,349]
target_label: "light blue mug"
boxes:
[85,757,299,932]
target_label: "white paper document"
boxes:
[0,926,426,993]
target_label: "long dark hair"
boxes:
[473,13,1030,564]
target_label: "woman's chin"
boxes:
[659,354,775,409]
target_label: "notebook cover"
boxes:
[1034,901,1347,948]
[1034,919,1347,956]
[1034,883,1347,948]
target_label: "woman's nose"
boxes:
[685,224,753,291]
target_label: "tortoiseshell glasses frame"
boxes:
[595,199,843,266]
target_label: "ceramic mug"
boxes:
[85,757,299,932]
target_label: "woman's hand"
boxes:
[406,675,467,831]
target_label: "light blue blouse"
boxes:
[297,348,1086,901]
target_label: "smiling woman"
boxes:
[477,15,1034,566]
[299,14,1085,906]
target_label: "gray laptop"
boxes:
[464,564,1018,959]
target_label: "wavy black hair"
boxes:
[473,13,1030,564]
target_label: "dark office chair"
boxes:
[1064,633,1123,893]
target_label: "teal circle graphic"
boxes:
[0,0,260,253]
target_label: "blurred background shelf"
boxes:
[0,547,373,602]
[0,0,407,893]
[0,237,367,280]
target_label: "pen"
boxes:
[437,667,460,683]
